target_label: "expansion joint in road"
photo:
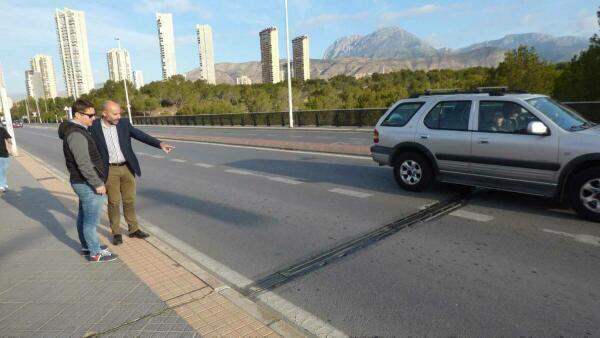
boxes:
[241,188,475,298]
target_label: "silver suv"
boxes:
[371,89,600,222]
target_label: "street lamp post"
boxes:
[284,0,294,128]
[116,38,133,125]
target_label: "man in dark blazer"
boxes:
[91,100,173,245]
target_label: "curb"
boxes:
[17,149,310,338]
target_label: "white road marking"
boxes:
[169,159,187,163]
[225,169,303,185]
[194,162,215,168]
[247,133,258,136]
[543,229,600,247]
[449,210,494,222]
[150,155,165,159]
[329,188,372,198]
[266,176,303,185]
[160,138,372,161]
[289,135,305,138]
[225,169,254,175]
[136,152,149,156]
[315,136,332,139]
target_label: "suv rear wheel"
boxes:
[568,166,600,222]
[393,152,433,192]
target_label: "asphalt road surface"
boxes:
[14,126,600,336]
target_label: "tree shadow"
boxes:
[137,187,275,226]
[2,186,81,253]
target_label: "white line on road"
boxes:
[449,210,494,222]
[150,155,165,159]
[543,229,600,247]
[225,169,254,175]
[266,176,303,185]
[194,162,215,168]
[315,136,333,139]
[169,159,187,163]
[136,152,149,156]
[329,188,372,198]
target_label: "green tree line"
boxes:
[10,25,599,122]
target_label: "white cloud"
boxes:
[381,4,443,21]
[576,14,598,35]
[297,12,371,30]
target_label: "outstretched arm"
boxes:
[127,120,174,154]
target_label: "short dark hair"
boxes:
[71,99,94,115]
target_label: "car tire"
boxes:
[393,152,433,192]
[568,166,600,222]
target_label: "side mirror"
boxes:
[527,121,549,136]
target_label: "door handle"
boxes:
[419,135,429,139]
[478,139,489,144]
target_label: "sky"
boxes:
[0,0,597,96]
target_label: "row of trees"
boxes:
[10,23,599,122]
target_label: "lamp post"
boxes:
[116,37,133,125]
[284,0,294,128]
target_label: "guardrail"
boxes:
[132,102,600,127]
[132,108,387,127]
[563,102,600,122]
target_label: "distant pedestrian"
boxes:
[58,99,118,262]
[0,124,13,193]
[90,100,173,245]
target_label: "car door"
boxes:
[416,100,474,173]
[470,99,560,185]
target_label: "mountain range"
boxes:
[186,26,589,84]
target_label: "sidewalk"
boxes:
[0,154,303,337]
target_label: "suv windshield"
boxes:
[526,97,593,131]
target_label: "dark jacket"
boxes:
[90,118,162,178]
[58,121,106,187]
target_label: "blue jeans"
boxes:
[71,183,104,256]
[0,157,8,188]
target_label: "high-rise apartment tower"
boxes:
[55,7,95,98]
[292,35,310,81]
[259,27,280,84]
[196,24,216,85]
[156,13,177,80]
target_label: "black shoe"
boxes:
[82,245,108,255]
[129,229,150,239]
[113,234,123,245]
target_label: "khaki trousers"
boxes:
[106,165,139,235]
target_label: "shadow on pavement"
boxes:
[2,186,81,253]
[223,158,461,198]
[137,187,275,226]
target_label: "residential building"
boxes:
[31,55,58,98]
[55,7,95,97]
[156,13,177,80]
[107,48,132,82]
[133,70,144,89]
[292,35,310,81]
[236,75,252,85]
[25,70,44,99]
[259,27,280,84]
[196,24,216,85]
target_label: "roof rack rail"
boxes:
[408,87,530,98]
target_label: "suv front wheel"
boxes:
[568,166,600,222]
[393,152,433,192]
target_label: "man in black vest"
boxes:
[90,100,173,245]
[58,99,118,262]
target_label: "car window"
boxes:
[526,97,591,131]
[381,102,424,127]
[424,101,471,131]
[478,101,539,134]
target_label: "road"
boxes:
[136,125,372,146]
[13,126,600,336]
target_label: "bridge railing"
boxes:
[132,108,388,127]
[128,102,600,127]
